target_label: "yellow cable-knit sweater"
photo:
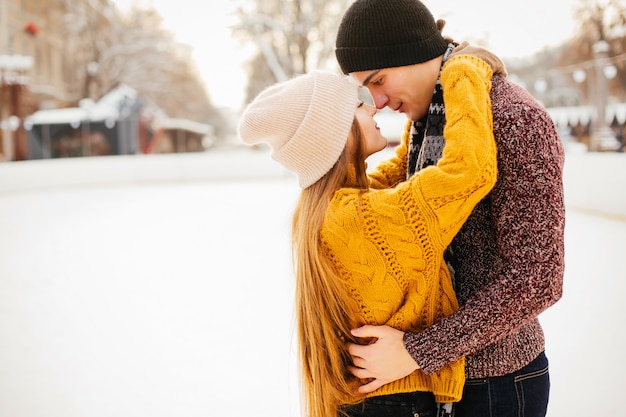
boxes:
[320,56,497,403]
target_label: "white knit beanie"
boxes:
[238,71,359,188]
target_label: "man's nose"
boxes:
[372,94,388,110]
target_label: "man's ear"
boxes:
[436,19,455,44]
[436,19,446,32]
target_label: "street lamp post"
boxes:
[591,41,608,150]
[587,2,621,152]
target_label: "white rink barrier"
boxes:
[1,147,625,219]
[562,151,626,219]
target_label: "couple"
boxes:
[238,0,565,416]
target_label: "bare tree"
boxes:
[233,0,353,103]
[571,0,625,50]
[558,0,626,101]
[54,0,223,127]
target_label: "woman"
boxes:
[238,54,497,417]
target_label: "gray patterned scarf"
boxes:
[406,43,459,305]
[406,43,456,177]
[407,42,460,417]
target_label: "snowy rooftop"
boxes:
[25,84,139,126]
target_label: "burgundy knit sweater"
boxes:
[404,75,566,379]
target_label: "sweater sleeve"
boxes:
[415,56,497,247]
[404,76,566,375]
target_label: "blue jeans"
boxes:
[341,391,437,417]
[455,352,550,417]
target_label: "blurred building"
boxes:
[25,84,215,159]
[25,84,151,158]
[156,118,215,154]
[548,103,625,152]
[1,0,214,162]
[1,0,69,161]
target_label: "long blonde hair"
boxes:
[291,118,370,417]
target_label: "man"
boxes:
[335,0,565,416]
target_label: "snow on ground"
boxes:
[0,172,301,417]
[0,150,624,417]
[541,208,626,416]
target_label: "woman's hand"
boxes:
[347,325,420,394]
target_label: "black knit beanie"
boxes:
[335,0,448,74]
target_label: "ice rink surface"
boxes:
[0,151,624,417]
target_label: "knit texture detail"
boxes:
[402,75,565,379]
[238,71,359,188]
[322,56,497,402]
[335,0,448,73]
[407,44,454,177]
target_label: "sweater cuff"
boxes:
[404,331,437,375]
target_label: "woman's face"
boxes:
[353,102,388,159]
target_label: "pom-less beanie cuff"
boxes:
[336,32,448,73]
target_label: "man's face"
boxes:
[349,58,442,121]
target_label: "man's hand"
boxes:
[347,325,420,394]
